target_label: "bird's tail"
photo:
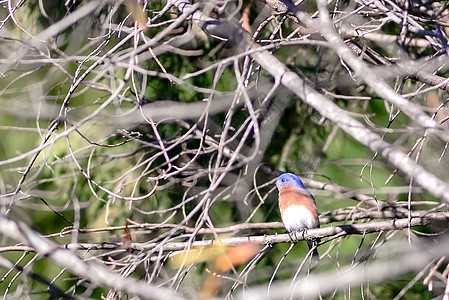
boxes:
[307,239,320,261]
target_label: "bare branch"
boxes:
[1,212,447,253]
[0,215,186,300]
[238,237,449,300]
[171,1,449,204]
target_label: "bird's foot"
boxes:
[287,231,296,243]
[302,228,308,240]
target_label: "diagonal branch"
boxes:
[170,1,449,204]
[309,0,448,138]
[237,234,449,300]
[0,214,186,300]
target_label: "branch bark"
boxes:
[1,212,447,253]
[0,214,186,300]
[169,1,449,204]
[310,0,448,137]
[237,235,449,300]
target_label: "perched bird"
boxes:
[276,173,320,259]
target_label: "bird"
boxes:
[276,173,320,259]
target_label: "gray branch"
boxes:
[0,214,186,300]
[1,212,447,253]
[170,1,449,204]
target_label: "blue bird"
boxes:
[276,173,320,259]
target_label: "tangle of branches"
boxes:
[1,0,449,299]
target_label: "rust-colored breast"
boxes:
[278,187,319,220]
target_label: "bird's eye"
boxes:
[281,179,286,182]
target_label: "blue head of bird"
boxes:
[276,173,307,191]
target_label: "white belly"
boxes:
[282,205,316,232]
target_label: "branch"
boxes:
[169,1,449,204]
[64,212,449,251]
[345,41,449,93]
[237,234,449,300]
[117,84,264,127]
[0,256,72,299]
[1,212,447,253]
[310,0,449,139]
[0,215,186,300]
[259,0,449,137]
